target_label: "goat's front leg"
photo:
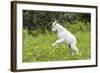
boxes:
[52,39,64,47]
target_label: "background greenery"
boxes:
[23,10,91,62]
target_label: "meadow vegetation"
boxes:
[23,21,91,62]
[22,10,91,62]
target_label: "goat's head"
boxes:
[52,20,58,32]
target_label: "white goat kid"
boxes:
[52,21,79,55]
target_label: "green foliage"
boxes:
[63,21,90,33]
[23,10,91,33]
[23,30,90,62]
[22,10,91,62]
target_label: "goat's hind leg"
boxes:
[70,43,79,55]
[68,44,74,55]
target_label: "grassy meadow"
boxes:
[22,10,91,63]
[23,27,91,62]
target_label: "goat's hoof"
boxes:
[52,44,55,47]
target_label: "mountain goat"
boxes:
[52,20,79,55]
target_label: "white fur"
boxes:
[52,21,79,55]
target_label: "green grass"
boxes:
[23,30,91,63]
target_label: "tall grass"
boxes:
[23,29,91,62]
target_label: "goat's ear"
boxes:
[54,20,57,24]
[54,20,57,26]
